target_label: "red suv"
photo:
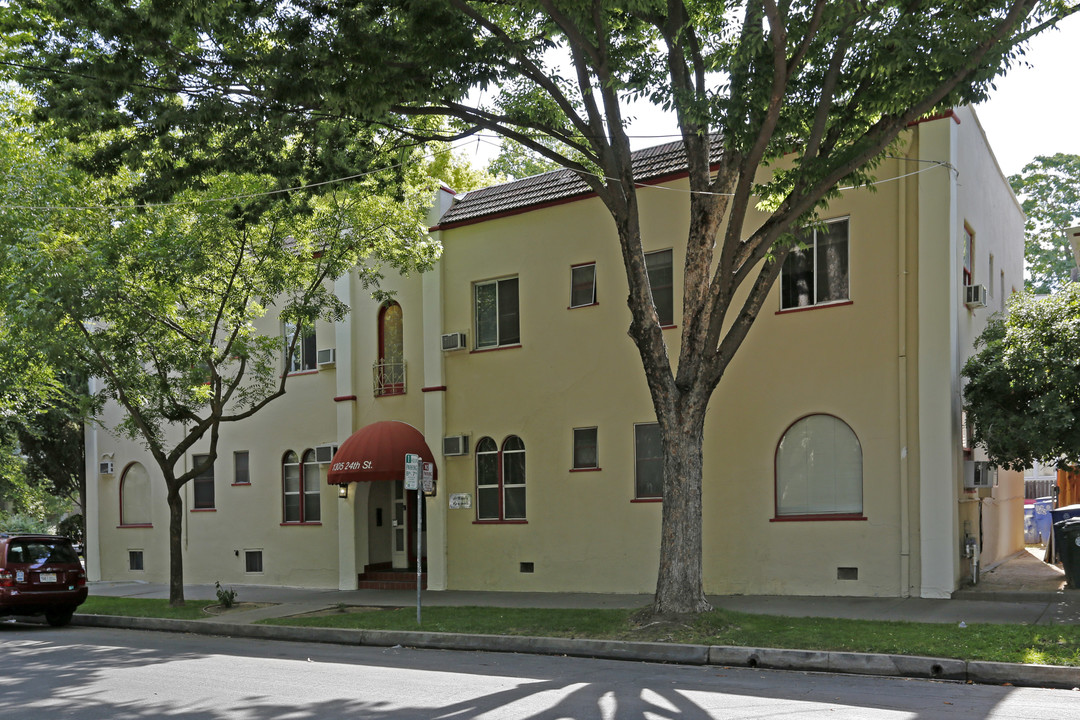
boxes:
[0,533,87,626]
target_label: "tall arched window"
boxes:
[475,435,526,521]
[283,450,322,523]
[775,415,863,519]
[375,302,405,395]
[120,462,152,526]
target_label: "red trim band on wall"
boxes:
[421,386,448,393]
[333,395,357,402]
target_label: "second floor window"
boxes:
[780,218,850,310]
[192,454,215,509]
[644,250,674,326]
[375,302,405,395]
[475,277,520,349]
[283,321,317,373]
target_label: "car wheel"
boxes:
[45,608,74,627]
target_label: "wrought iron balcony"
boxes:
[373,360,406,396]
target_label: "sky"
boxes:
[974,12,1080,178]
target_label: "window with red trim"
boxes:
[780,218,850,310]
[634,423,663,499]
[573,427,598,470]
[375,302,405,395]
[570,263,596,308]
[475,436,526,520]
[775,415,862,518]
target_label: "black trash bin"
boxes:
[1055,517,1080,589]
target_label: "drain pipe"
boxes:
[964,534,979,585]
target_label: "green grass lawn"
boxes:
[79,596,222,620]
[78,597,1080,666]
[259,605,1080,667]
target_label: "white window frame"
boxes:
[570,263,597,308]
[474,277,520,349]
[572,427,599,470]
[780,217,850,310]
[283,321,317,373]
[775,414,863,518]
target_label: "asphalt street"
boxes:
[2,624,1078,719]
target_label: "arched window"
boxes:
[775,415,863,518]
[375,302,405,395]
[120,462,152,526]
[475,436,526,521]
[283,450,322,523]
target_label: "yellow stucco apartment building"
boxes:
[85,107,1025,599]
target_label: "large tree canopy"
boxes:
[963,286,1080,471]
[0,87,441,604]
[1009,153,1080,293]
[6,0,1077,613]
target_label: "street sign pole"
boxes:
[404,453,422,625]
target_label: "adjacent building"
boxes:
[85,106,1025,599]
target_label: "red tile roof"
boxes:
[434,137,722,229]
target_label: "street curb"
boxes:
[69,614,1080,690]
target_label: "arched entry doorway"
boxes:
[328,421,438,570]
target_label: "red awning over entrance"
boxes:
[327,421,438,485]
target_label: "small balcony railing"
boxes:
[373,360,406,396]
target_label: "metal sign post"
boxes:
[404,453,422,625]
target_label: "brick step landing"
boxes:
[357,565,427,590]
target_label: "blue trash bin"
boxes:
[1025,504,1037,544]
[1035,497,1054,545]
[1050,504,1080,559]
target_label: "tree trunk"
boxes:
[652,403,711,615]
[166,484,185,606]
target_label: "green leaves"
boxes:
[963,285,1080,470]
[1009,154,1080,293]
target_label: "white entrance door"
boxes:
[392,480,408,569]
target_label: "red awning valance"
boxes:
[327,421,438,485]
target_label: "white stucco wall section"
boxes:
[334,272,359,590]
[917,116,961,598]
[420,187,456,590]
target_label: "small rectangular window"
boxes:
[129,550,144,571]
[475,277,520,348]
[234,451,250,485]
[634,423,663,499]
[572,427,598,470]
[245,550,263,573]
[644,250,674,326]
[192,454,215,509]
[570,263,596,308]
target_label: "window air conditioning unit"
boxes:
[964,460,997,489]
[443,435,469,457]
[441,332,467,351]
[316,348,336,367]
[315,444,339,464]
[99,461,114,475]
[964,284,988,309]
